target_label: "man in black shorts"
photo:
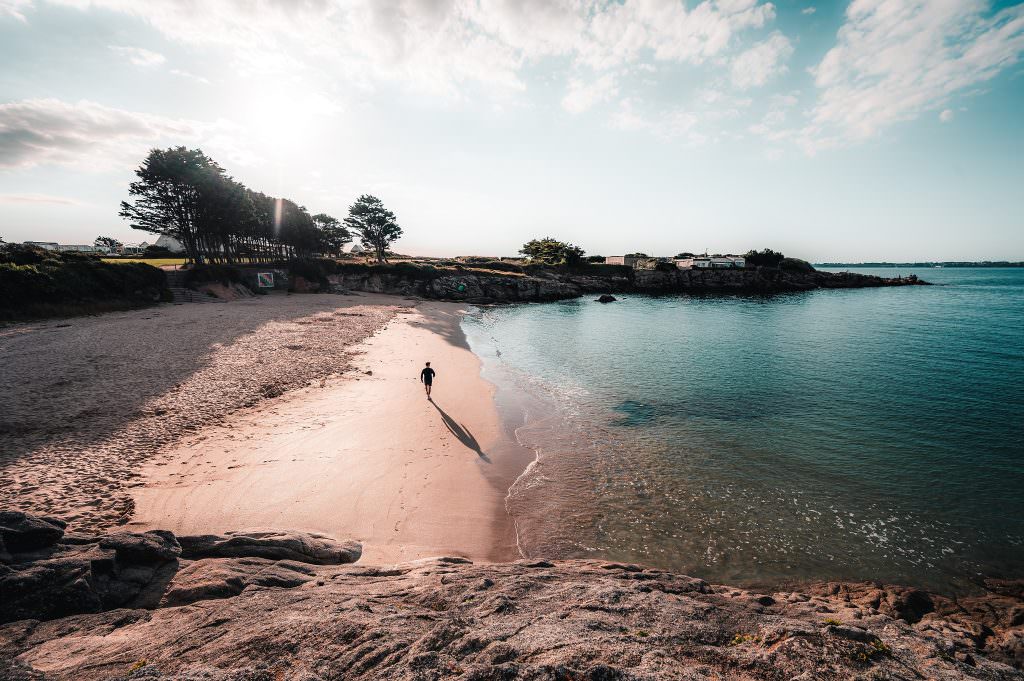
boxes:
[420,362,436,399]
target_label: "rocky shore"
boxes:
[325,263,928,304]
[2,512,1020,680]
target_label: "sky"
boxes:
[1,0,1023,262]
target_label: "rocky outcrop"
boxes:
[0,517,361,626]
[327,265,927,304]
[0,514,1021,680]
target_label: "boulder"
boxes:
[596,294,616,303]
[177,529,361,565]
[0,512,65,553]
[98,530,181,563]
[160,557,317,607]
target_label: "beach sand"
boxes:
[0,293,527,563]
[128,301,527,563]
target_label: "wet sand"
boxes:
[128,301,528,563]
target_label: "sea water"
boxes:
[461,268,1024,593]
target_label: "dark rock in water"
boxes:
[0,511,65,553]
[177,529,362,565]
[596,294,617,303]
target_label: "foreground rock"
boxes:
[1,516,1021,680]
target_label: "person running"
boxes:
[420,362,436,399]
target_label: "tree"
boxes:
[94,236,122,253]
[744,248,786,268]
[674,252,695,258]
[344,195,402,263]
[519,237,585,265]
[312,213,351,257]
[625,252,649,258]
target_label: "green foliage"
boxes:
[0,244,166,319]
[344,195,403,263]
[335,261,445,280]
[625,252,649,258]
[853,638,892,664]
[780,257,815,273]
[744,248,786,268]
[674,252,696,258]
[729,633,762,646]
[519,237,586,265]
[144,245,174,258]
[94,236,122,251]
[585,255,606,263]
[312,213,351,257]
[184,264,242,286]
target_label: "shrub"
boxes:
[780,257,815,273]
[0,244,166,319]
[144,245,175,258]
[185,263,242,286]
[744,249,786,268]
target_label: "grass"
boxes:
[102,257,186,267]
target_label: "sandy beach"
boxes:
[1,293,527,563]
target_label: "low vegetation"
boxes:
[0,243,166,320]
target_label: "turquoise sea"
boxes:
[462,268,1024,593]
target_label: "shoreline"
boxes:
[128,300,533,564]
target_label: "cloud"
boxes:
[108,44,166,67]
[730,32,793,89]
[0,192,80,205]
[800,0,1024,152]
[37,0,785,104]
[170,69,210,84]
[0,0,32,21]
[562,73,618,114]
[939,108,954,122]
[610,98,703,144]
[802,7,816,15]
[0,98,208,168]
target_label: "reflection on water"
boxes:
[463,268,1024,593]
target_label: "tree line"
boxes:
[520,238,792,268]
[119,147,402,264]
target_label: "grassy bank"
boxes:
[1,245,168,321]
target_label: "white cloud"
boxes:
[108,44,166,67]
[562,73,618,114]
[0,192,80,205]
[170,69,210,84]
[730,32,793,89]
[0,0,32,21]
[802,6,816,15]
[801,0,1024,152]
[0,98,209,168]
[610,98,703,144]
[939,108,954,122]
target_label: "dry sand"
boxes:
[128,301,529,563]
[0,294,400,530]
[1,293,529,563]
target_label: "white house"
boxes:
[675,256,745,269]
[155,235,185,253]
[23,241,60,250]
[122,242,149,255]
[346,243,365,254]
[58,244,102,253]
[605,255,640,267]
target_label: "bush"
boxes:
[780,257,815,273]
[185,263,242,286]
[144,245,175,258]
[0,244,166,319]
[744,249,786,268]
[585,255,606,263]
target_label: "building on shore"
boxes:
[604,255,640,267]
[675,256,746,269]
[155,235,185,253]
[23,241,60,250]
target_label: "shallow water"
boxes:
[462,268,1024,593]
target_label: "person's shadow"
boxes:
[431,401,491,463]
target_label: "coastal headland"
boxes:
[2,290,1020,679]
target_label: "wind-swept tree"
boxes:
[94,236,122,252]
[519,237,585,265]
[312,213,351,257]
[344,195,402,263]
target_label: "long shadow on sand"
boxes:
[431,400,491,463]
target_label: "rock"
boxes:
[596,294,617,303]
[0,511,65,553]
[161,557,317,606]
[1,557,1018,681]
[98,530,181,563]
[177,529,362,565]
